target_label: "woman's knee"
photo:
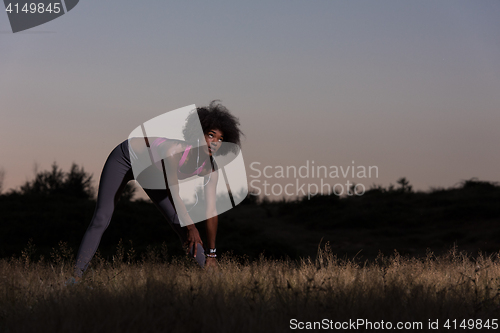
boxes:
[89,210,112,230]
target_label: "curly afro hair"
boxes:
[183,100,243,156]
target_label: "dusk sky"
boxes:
[1,1,499,200]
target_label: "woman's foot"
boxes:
[64,276,80,286]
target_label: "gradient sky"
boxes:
[1,0,499,200]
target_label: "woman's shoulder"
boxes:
[160,139,187,155]
[128,137,185,154]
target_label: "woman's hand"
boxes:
[184,225,203,258]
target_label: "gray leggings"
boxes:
[74,140,205,277]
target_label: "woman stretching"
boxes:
[72,101,243,280]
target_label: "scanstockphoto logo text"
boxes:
[3,0,79,33]
[249,160,379,199]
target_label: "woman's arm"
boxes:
[204,169,219,267]
[162,144,204,258]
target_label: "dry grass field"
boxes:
[1,244,500,333]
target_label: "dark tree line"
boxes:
[19,163,95,199]
[5,162,136,201]
[1,163,499,262]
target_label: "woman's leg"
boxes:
[143,188,206,268]
[74,141,133,277]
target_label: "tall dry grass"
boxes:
[1,243,500,333]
